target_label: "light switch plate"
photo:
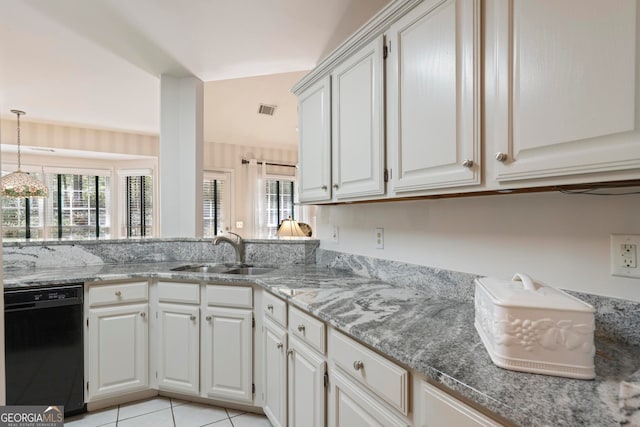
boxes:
[332,226,339,243]
[375,228,384,249]
[611,234,640,278]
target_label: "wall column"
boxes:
[159,74,204,237]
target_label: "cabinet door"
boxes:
[488,0,640,182]
[387,0,481,193]
[298,75,332,202]
[332,36,385,200]
[157,303,199,395]
[288,336,326,427]
[88,303,148,400]
[328,369,407,427]
[263,318,287,427]
[417,381,500,427]
[202,306,253,403]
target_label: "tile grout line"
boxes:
[170,398,177,427]
[225,408,235,427]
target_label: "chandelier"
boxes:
[1,110,48,198]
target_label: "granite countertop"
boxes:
[4,263,639,426]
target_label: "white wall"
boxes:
[316,191,640,302]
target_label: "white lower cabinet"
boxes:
[288,335,326,427]
[86,281,150,401]
[202,305,253,403]
[155,281,254,404]
[263,317,288,427]
[329,369,407,427]
[156,303,199,394]
[416,381,501,427]
[328,328,409,427]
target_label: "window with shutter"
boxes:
[1,170,110,240]
[265,178,295,236]
[124,175,153,237]
[203,171,231,237]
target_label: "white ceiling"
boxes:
[0,0,390,145]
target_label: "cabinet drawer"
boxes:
[263,292,287,328]
[329,329,408,415]
[88,281,148,307]
[158,281,199,304]
[206,284,252,309]
[289,306,325,354]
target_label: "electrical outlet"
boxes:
[375,228,384,249]
[332,226,339,243]
[611,235,640,278]
[235,221,244,229]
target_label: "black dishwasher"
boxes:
[4,284,86,416]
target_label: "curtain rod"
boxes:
[241,159,297,168]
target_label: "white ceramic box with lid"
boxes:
[474,273,595,379]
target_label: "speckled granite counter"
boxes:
[3,262,639,426]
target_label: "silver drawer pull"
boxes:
[353,360,364,371]
[267,304,274,311]
[462,159,474,168]
[287,349,294,357]
[206,315,212,321]
[115,291,122,297]
[140,312,146,318]
[277,342,283,349]
[190,315,196,321]
[297,324,306,333]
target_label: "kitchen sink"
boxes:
[171,264,273,275]
[223,267,274,275]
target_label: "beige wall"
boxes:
[317,191,640,302]
[0,118,158,157]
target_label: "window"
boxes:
[123,175,153,237]
[265,178,295,236]
[1,170,110,240]
[203,171,231,237]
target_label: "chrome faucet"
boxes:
[212,232,245,264]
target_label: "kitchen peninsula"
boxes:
[3,238,639,426]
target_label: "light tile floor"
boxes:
[65,397,273,427]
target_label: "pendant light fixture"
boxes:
[1,110,48,198]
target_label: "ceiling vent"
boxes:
[258,104,277,116]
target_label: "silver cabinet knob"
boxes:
[462,159,474,168]
[190,315,196,321]
[115,291,122,297]
[495,152,508,162]
[353,360,364,371]
[333,184,339,190]
[267,304,274,311]
[140,312,146,318]
[277,342,283,349]
[321,185,328,191]
[297,324,306,333]
[287,349,294,357]
[206,315,212,321]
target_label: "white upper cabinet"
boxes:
[387,0,481,194]
[486,0,640,183]
[298,76,332,203]
[331,36,386,200]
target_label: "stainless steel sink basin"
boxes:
[170,264,273,275]
[223,267,274,275]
